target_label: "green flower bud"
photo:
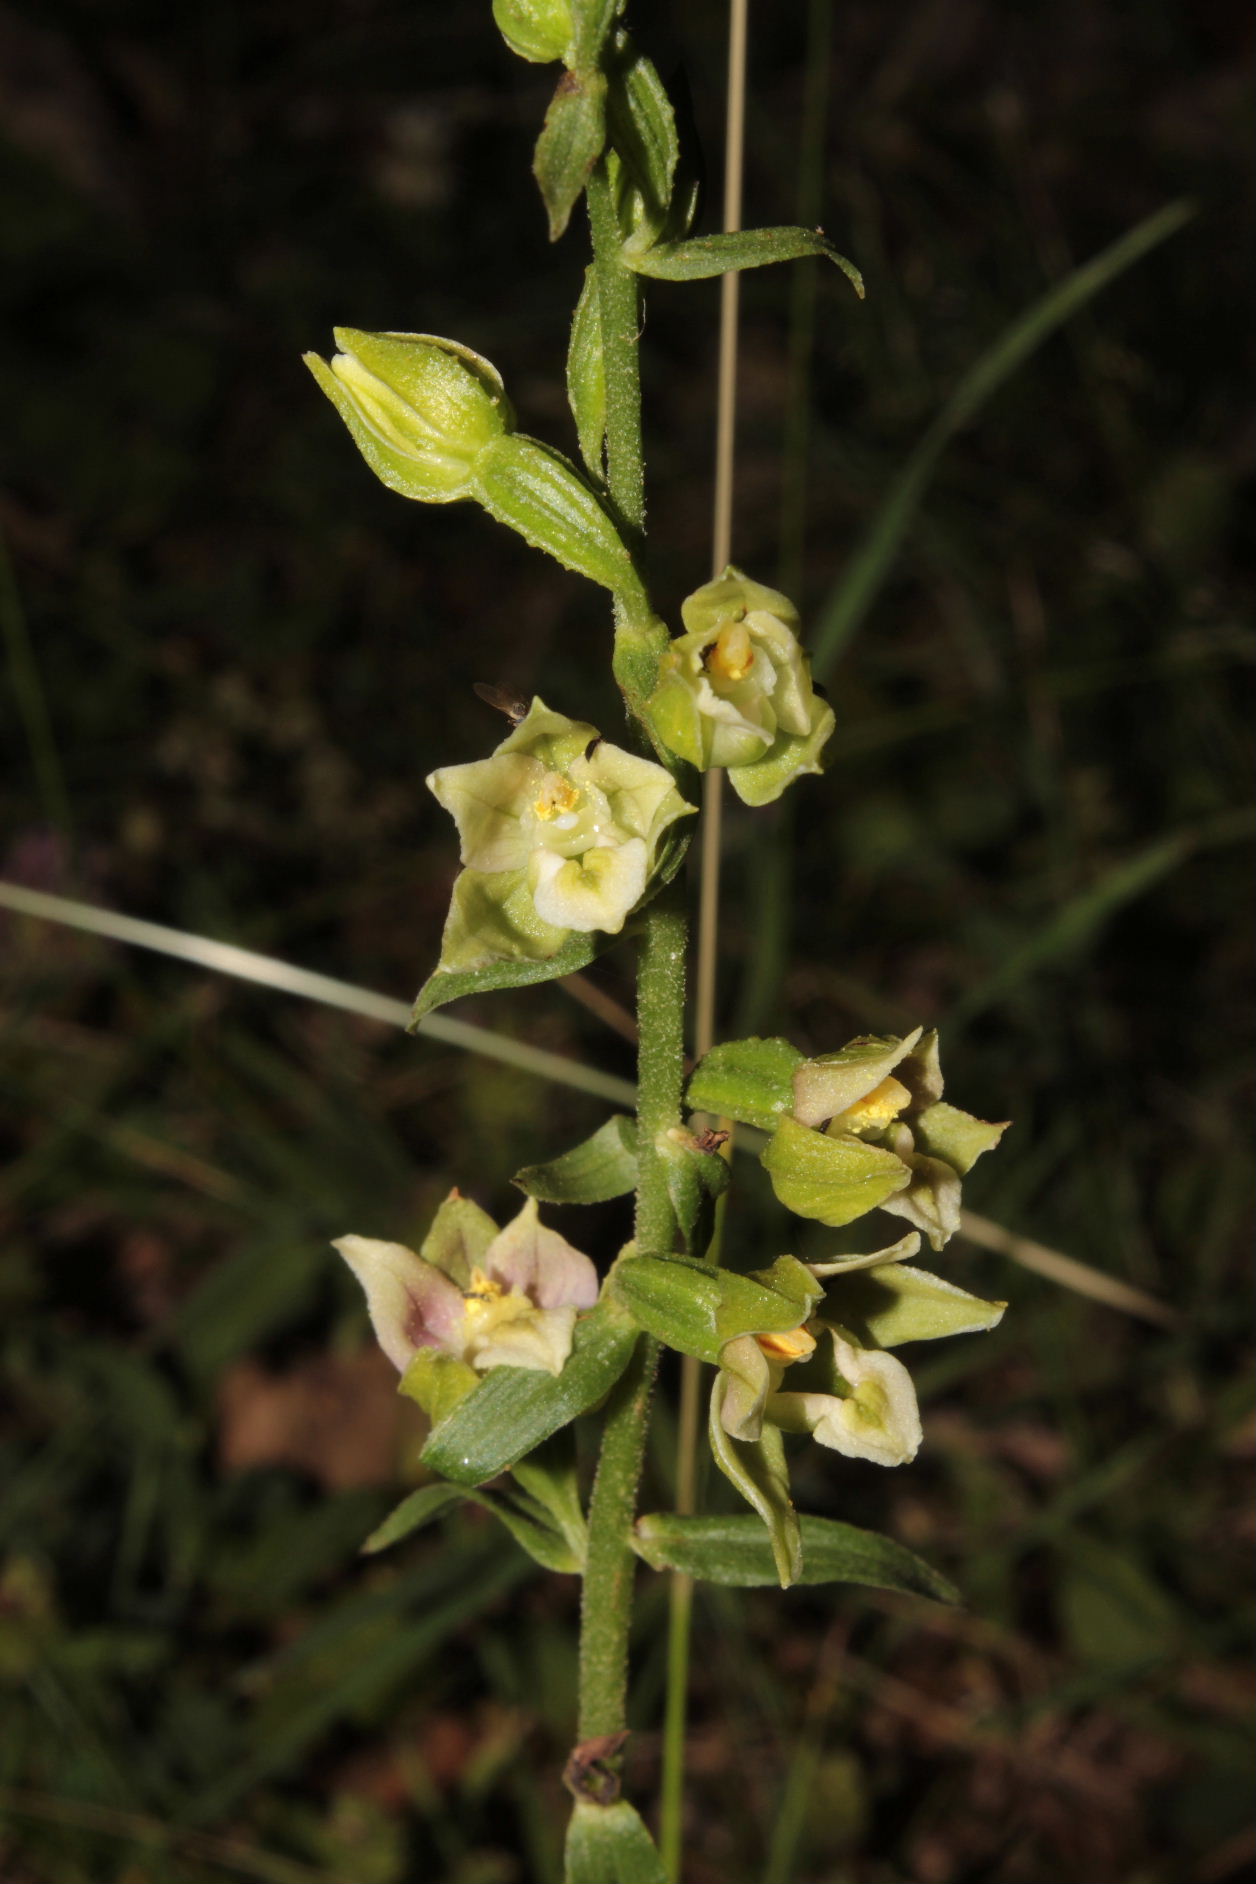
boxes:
[303,328,512,503]
[426,698,694,978]
[646,565,834,805]
[492,0,575,64]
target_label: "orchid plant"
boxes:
[306,2,1009,1875]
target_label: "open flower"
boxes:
[427,697,693,975]
[645,566,834,804]
[764,1027,1009,1250]
[716,1318,922,1470]
[335,1192,599,1380]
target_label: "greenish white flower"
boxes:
[645,566,834,805]
[766,1027,1009,1250]
[334,1192,599,1381]
[492,0,574,64]
[427,697,693,972]
[717,1317,922,1470]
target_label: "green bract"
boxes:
[645,566,834,805]
[303,328,512,503]
[425,698,693,984]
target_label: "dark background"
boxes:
[1,1,1252,1880]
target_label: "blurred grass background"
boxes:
[1,0,1252,1880]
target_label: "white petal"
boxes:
[530,841,648,933]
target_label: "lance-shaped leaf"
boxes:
[709,1370,801,1587]
[566,1799,668,1884]
[515,1114,638,1204]
[762,1113,911,1226]
[822,1263,1007,1349]
[422,1297,638,1485]
[533,68,608,240]
[633,1512,958,1602]
[613,1253,822,1365]
[567,266,606,476]
[412,924,603,1023]
[364,1478,582,1572]
[686,1035,804,1132]
[474,434,644,602]
[629,225,864,294]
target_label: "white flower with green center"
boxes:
[334,1192,599,1382]
[427,697,693,973]
[645,565,834,805]
[716,1317,922,1470]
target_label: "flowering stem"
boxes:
[572,156,688,1820]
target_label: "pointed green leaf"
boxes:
[823,1263,1006,1349]
[633,1512,958,1602]
[612,1254,821,1365]
[533,68,608,240]
[363,1478,580,1572]
[709,1372,801,1587]
[514,1114,638,1205]
[421,1297,638,1485]
[686,1035,804,1132]
[362,1481,466,1555]
[567,266,607,476]
[411,925,603,1023]
[480,1487,582,1572]
[511,1428,588,1565]
[629,226,863,293]
[762,1113,910,1226]
[566,1799,668,1884]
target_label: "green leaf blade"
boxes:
[515,1114,638,1204]
[630,226,863,291]
[421,1297,639,1485]
[634,1512,958,1603]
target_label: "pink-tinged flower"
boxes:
[334,1193,599,1379]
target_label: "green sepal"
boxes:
[567,266,607,477]
[629,226,864,294]
[533,68,608,241]
[792,1027,923,1128]
[761,1113,911,1227]
[913,1100,1009,1175]
[362,1479,581,1573]
[709,1372,801,1588]
[421,1297,639,1485]
[659,1131,730,1254]
[822,1264,1006,1349]
[419,1191,498,1288]
[511,1428,588,1567]
[686,1035,804,1132]
[514,1115,639,1205]
[633,1512,959,1603]
[565,1799,667,1884]
[612,1253,821,1367]
[398,1348,480,1425]
[727,695,836,807]
[474,433,643,602]
[411,921,602,1023]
